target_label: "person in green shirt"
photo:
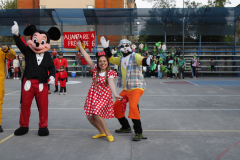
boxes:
[172,57,179,79]
[153,46,157,56]
[158,57,164,65]
[169,46,176,58]
[178,56,186,79]
[161,64,167,78]
[150,56,157,78]
[142,43,148,53]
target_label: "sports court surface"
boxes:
[0,77,240,160]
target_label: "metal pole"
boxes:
[183,17,185,59]
[182,0,185,59]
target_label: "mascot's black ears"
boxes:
[23,25,61,42]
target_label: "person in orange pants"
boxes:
[100,37,152,141]
[0,44,16,132]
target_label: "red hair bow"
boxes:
[98,51,106,56]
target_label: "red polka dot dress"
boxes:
[84,65,117,119]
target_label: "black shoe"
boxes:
[14,127,29,136]
[38,128,49,136]
[0,125,3,132]
[132,133,142,141]
[54,86,58,92]
[48,91,51,94]
[115,127,132,133]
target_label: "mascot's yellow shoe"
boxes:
[92,133,106,139]
[107,135,114,142]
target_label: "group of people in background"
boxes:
[6,54,25,79]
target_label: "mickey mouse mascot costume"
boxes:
[11,21,61,136]
[100,37,151,141]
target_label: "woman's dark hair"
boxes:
[94,55,110,87]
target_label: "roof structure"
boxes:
[0,7,239,36]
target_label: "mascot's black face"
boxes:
[118,39,132,57]
[24,25,61,54]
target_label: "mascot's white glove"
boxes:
[48,76,55,85]
[11,21,19,36]
[146,55,152,66]
[100,36,109,48]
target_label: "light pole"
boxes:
[182,0,185,59]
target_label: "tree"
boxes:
[184,0,203,8]
[0,0,17,44]
[0,0,17,9]
[203,0,231,7]
[142,0,176,8]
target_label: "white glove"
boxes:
[48,76,55,85]
[11,21,19,36]
[146,55,152,66]
[100,36,109,48]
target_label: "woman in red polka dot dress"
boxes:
[77,40,122,142]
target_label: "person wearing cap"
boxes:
[101,37,152,141]
[53,52,68,92]
[0,44,16,132]
[156,41,161,55]
[178,57,186,79]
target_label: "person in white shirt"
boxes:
[162,42,166,51]
[131,42,136,53]
[13,56,20,79]
[161,42,167,61]
[138,42,144,54]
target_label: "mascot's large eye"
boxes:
[33,38,37,43]
[41,40,45,45]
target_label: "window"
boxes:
[40,5,46,9]
[86,5,94,8]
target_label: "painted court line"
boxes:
[215,141,240,160]
[5,94,240,97]
[141,95,240,97]
[3,129,240,132]
[3,108,240,111]
[5,90,21,95]
[0,134,14,144]
[186,80,199,86]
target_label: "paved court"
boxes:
[0,77,240,160]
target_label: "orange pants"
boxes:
[114,89,144,120]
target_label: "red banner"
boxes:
[63,31,95,52]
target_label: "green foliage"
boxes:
[0,0,17,9]
[0,36,14,44]
[142,0,176,8]
[184,0,203,8]
[203,0,231,7]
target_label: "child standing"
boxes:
[210,59,215,72]
[13,56,20,79]
[131,42,136,53]
[58,66,68,95]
